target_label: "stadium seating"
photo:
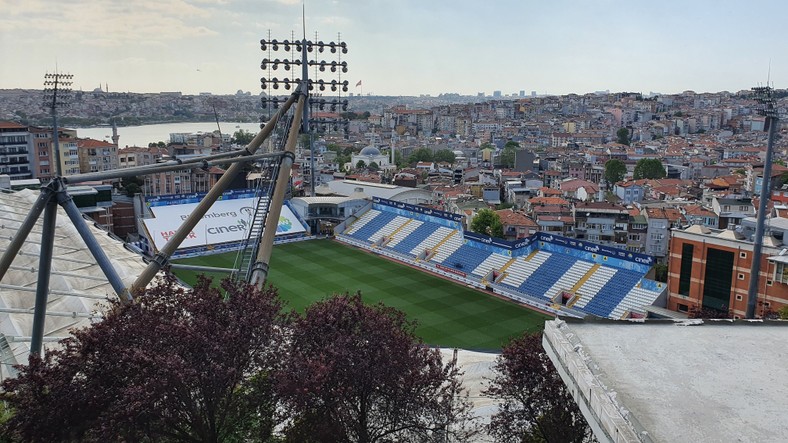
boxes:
[581,269,644,317]
[369,216,409,243]
[500,251,551,288]
[474,253,512,279]
[440,244,492,273]
[610,286,663,318]
[390,221,439,256]
[410,226,455,256]
[571,266,618,309]
[346,211,398,241]
[340,205,663,320]
[344,209,381,236]
[429,230,463,263]
[386,219,424,249]
[543,259,594,300]
[518,254,580,300]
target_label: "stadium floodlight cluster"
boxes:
[259,32,349,134]
[43,72,74,177]
[43,72,73,110]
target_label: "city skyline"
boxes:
[1,0,786,97]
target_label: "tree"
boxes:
[603,159,627,189]
[434,149,456,164]
[470,208,504,238]
[654,263,668,282]
[484,332,591,443]
[616,127,631,146]
[232,129,254,145]
[124,182,141,197]
[1,276,285,442]
[499,144,517,169]
[277,294,477,442]
[633,158,666,180]
[407,147,434,165]
[368,161,379,171]
[356,160,367,169]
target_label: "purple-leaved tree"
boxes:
[2,275,285,442]
[484,332,593,443]
[277,293,477,442]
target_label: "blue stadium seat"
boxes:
[519,254,577,299]
[348,211,398,242]
[443,244,491,275]
[390,221,442,255]
[582,269,643,317]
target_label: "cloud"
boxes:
[0,0,219,47]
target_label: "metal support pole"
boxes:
[250,94,306,287]
[0,185,55,282]
[65,152,282,185]
[746,114,779,318]
[130,93,299,297]
[310,132,316,196]
[30,199,58,357]
[57,190,132,303]
[52,110,62,177]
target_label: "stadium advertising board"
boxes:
[536,233,654,273]
[142,197,306,251]
[372,197,464,223]
[146,189,259,207]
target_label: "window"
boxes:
[737,273,745,280]
[678,243,694,296]
[740,251,747,259]
[735,294,743,301]
[677,303,689,312]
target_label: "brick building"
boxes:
[667,225,788,318]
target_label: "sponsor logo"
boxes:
[555,238,568,245]
[542,234,554,242]
[240,206,255,216]
[634,256,653,264]
[277,216,293,233]
[584,245,600,253]
[436,263,467,278]
[397,203,406,208]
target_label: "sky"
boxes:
[1,0,786,97]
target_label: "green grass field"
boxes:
[172,239,549,350]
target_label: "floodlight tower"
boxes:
[260,32,349,196]
[250,32,348,285]
[746,85,780,319]
[43,72,73,177]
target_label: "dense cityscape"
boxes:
[2,81,788,442]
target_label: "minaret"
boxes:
[111,120,120,146]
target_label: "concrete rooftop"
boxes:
[543,318,788,443]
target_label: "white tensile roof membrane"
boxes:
[0,189,150,380]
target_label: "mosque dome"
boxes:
[359,145,381,156]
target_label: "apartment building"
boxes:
[77,138,119,173]
[668,225,788,318]
[0,121,32,179]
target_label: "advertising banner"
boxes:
[145,189,259,207]
[143,197,306,251]
[372,197,464,223]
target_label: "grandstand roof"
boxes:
[0,189,152,379]
[544,319,788,443]
[327,180,432,204]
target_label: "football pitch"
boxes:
[172,239,549,350]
